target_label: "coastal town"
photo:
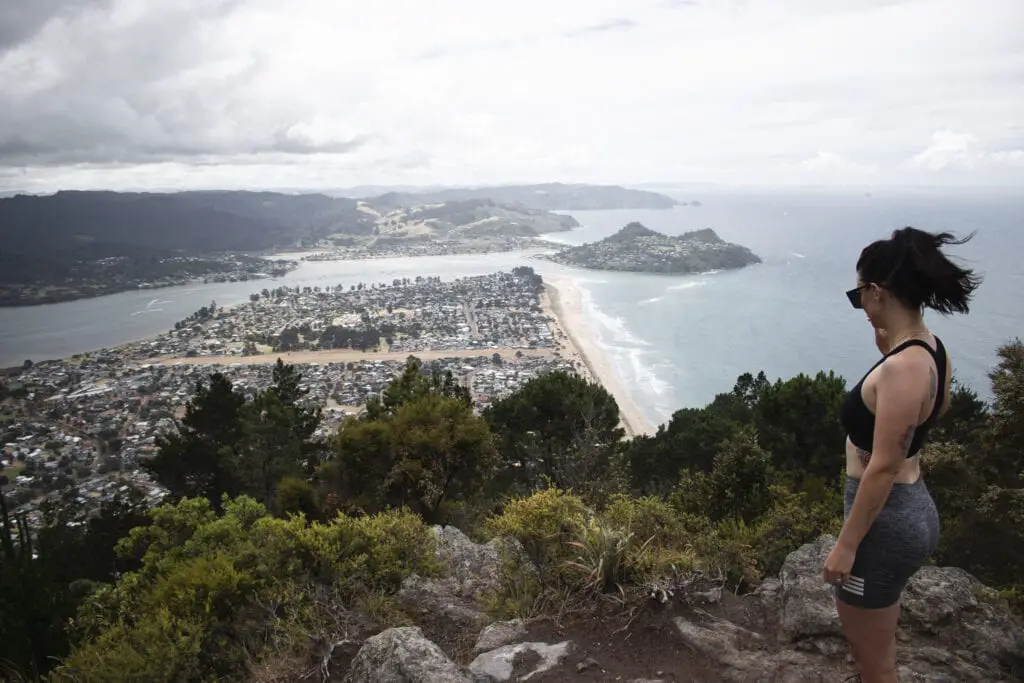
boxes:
[300,234,547,261]
[0,269,595,529]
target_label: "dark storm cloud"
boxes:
[0,0,364,167]
[0,0,112,52]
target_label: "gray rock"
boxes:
[901,566,979,632]
[432,525,503,597]
[674,613,845,682]
[902,566,1024,674]
[397,574,490,631]
[469,641,572,682]
[343,626,478,683]
[690,586,723,605]
[473,619,529,654]
[775,535,842,641]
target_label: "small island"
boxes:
[542,222,761,274]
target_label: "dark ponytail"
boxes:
[856,226,982,315]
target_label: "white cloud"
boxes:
[910,131,1024,172]
[1,0,1022,191]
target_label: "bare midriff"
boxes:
[844,436,922,484]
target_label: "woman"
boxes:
[823,226,982,683]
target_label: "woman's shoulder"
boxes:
[877,345,934,390]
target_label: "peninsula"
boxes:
[0,191,576,306]
[542,222,761,274]
[364,182,679,210]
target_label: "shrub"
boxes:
[485,488,588,580]
[55,497,440,683]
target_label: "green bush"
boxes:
[748,485,843,577]
[53,496,440,683]
[485,488,588,579]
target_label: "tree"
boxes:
[669,426,776,524]
[0,485,149,679]
[932,377,989,448]
[625,380,756,495]
[364,357,470,420]
[752,371,847,483]
[483,371,623,501]
[627,403,742,495]
[984,339,1024,486]
[327,394,497,523]
[237,389,306,509]
[144,373,246,508]
[274,476,319,520]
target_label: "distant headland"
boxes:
[0,183,678,306]
[540,222,762,275]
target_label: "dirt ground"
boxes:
[524,603,721,682]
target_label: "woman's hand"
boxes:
[822,540,856,587]
[874,327,890,356]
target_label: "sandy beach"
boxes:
[540,277,654,438]
[158,347,553,366]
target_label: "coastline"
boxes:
[540,277,654,438]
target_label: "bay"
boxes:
[1,189,1020,431]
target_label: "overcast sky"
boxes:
[1,0,1022,192]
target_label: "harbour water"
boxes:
[2,189,1020,429]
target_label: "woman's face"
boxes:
[856,272,886,327]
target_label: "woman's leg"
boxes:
[836,598,900,683]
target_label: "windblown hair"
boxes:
[856,226,982,315]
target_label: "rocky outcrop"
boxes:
[430,525,505,596]
[754,536,1024,682]
[396,525,536,657]
[774,535,843,641]
[342,627,479,683]
[338,533,1024,683]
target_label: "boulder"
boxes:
[397,574,490,632]
[756,537,1024,682]
[774,535,842,641]
[901,566,1024,676]
[673,612,842,682]
[469,641,572,682]
[431,525,503,597]
[397,526,514,626]
[474,619,529,654]
[343,626,480,683]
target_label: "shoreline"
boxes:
[540,277,654,438]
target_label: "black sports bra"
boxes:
[839,336,947,457]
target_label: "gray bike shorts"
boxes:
[834,475,940,609]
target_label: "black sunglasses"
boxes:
[846,285,869,309]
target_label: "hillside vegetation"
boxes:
[367,183,679,211]
[1,335,1022,681]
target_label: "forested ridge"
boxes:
[1,338,1022,681]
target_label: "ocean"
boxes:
[1,189,1020,429]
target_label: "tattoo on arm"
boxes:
[898,423,916,455]
[856,447,872,467]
